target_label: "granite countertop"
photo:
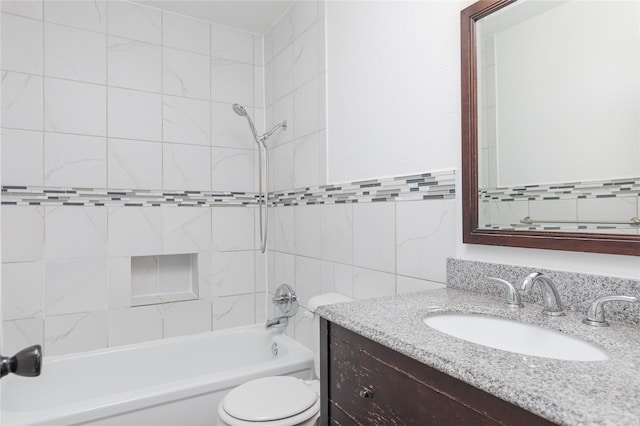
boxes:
[317,288,640,426]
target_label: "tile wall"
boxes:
[1,0,266,355]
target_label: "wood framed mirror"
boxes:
[461,0,640,256]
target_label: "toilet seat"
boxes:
[219,376,320,426]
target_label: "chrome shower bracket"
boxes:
[265,284,299,330]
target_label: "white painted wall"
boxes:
[326,0,462,183]
[325,0,640,279]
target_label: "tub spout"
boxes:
[265,316,289,330]
[1,345,42,380]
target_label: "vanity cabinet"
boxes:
[319,319,555,425]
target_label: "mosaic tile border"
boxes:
[1,169,456,207]
[480,177,640,202]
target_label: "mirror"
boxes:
[461,0,640,256]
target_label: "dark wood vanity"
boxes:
[319,318,555,425]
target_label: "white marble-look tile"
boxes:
[211,147,255,192]
[44,259,106,315]
[293,23,318,89]
[320,203,353,264]
[163,300,211,338]
[486,200,529,226]
[163,143,211,191]
[255,249,267,294]
[212,293,255,330]
[163,48,210,100]
[44,133,106,188]
[108,257,131,309]
[294,256,321,308]
[353,202,396,273]
[107,138,162,190]
[1,261,43,320]
[266,45,293,105]
[211,206,254,252]
[353,267,396,300]
[2,318,44,356]
[254,65,264,108]
[293,132,323,190]
[211,58,254,106]
[271,142,294,192]
[294,204,321,259]
[267,9,293,60]
[158,253,194,294]
[210,24,254,64]
[44,77,106,136]
[397,276,446,294]
[108,305,163,346]
[107,36,162,93]
[318,17,326,73]
[270,251,295,295]
[291,0,318,40]
[108,87,162,141]
[253,35,264,67]
[1,128,43,186]
[396,199,456,283]
[107,1,161,45]
[529,199,577,223]
[1,206,45,262]
[211,102,256,150]
[44,23,106,84]
[1,12,43,75]
[107,207,163,257]
[162,12,210,55]
[211,250,255,297]
[43,1,106,33]
[318,71,326,129]
[163,95,210,146]
[45,311,107,356]
[578,197,638,223]
[131,255,158,297]
[293,306,314,350]
[45,206,108,259]
[197,252,212,301]
[270,206,295,254]
[293,77,319,138]
[1,1,42,19]
[320,261,354,298]
[163,207,212,254]
[255,285,267,324]
[1,71,43,131]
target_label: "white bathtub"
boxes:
[0,325,314,426]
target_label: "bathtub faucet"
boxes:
[1,345,42,380]
[265,316,289,330]
[266,284,299,330]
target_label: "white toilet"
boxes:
[217,293,352,426]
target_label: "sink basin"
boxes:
[423,313,608,361]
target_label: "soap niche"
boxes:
[131,254,198,306]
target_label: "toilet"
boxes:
[217,293,352,426]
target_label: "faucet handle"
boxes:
[582,295,639,327]
[487,277,524,308]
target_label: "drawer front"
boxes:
[328,332,499,425]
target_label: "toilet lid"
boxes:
[223,376,318,422]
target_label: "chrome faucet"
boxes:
[582,295,639,327]
[265,284,298,330]
[520,272,565,316]
[487,277,523,308]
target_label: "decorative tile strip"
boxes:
[479,177,640,202]
[1,169,457,207]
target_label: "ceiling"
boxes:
[134,0,294,34]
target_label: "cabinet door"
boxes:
[321,319,556,426]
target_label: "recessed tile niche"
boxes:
[131,254,198,306]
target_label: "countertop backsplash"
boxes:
[446,258,640,326]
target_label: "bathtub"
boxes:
[0,325,314,426]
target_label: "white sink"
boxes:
[423,313,608,361]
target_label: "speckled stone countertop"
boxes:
[317,289,640,426]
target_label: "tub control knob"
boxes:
[0,345,42,379]
[359,386,373,399]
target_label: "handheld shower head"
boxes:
[232,103,247,117]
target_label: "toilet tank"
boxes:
[307,293,353,378]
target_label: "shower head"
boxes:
[232,103,247,117]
